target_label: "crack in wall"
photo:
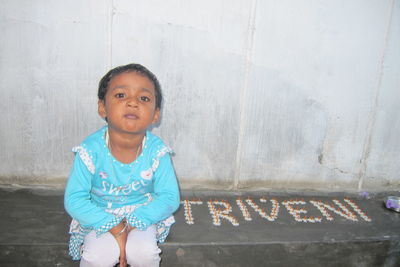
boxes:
[357,0,395,191]
[233,0,258,190]
[108,0,115,68]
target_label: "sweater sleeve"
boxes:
[127,153,180,229]
[64,149,119,231]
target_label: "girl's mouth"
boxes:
[124,114,139,119]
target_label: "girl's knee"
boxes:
[81,252,119,267]
[127,254,161,266]
[126,228,161,267]
[126,242,161,267]
[80,231,120,267]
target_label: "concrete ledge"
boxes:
[161,240,400,267]
[0,186,399,266]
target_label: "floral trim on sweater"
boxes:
[71,146,95,175]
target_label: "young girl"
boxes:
[64,63,180,267]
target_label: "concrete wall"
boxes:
[0,0,399,191]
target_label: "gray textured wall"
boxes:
[0,0,399,191]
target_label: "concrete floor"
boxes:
[0,185,399,266]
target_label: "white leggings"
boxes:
[80,225,161,267]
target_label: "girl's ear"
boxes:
[98,100,107,119]
[152,108,161,124]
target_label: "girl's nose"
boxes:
[127,97,139,107]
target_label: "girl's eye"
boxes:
[115,93,125,98]
[140,96,151,102]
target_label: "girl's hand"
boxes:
[119,252,127,267]
[110,220,128,266]
[110,220,137,266]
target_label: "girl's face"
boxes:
[98,72,160,135]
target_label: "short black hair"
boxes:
[98,63,162,109]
